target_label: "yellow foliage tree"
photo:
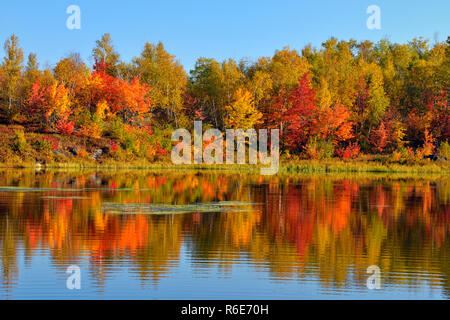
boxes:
[224,88,262,130]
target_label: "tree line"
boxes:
[0,33,448,160]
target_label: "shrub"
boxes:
[41,136,59,151]
[32,136,58,155]
[110,141,118,152]
[149,124,174,152]
[11,130,29,154]
[390,149,402,162]
[79,119,103,139]
[155,142,168,157]
[419,129,435,157]
[122,131,138,152]
[74,111,104,139]
[438,141,450,159]
[76,147,88,158]
[393,146,415,164]
[73,109,91,130]
[305,138,334,160]
[336,142,360,159]
[109,141,123,160]
[105,117,125,140]
[56,119,74,135]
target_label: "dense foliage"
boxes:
[0,33,448,161]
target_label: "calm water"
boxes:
[0,170,449,299]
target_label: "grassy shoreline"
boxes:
[1,125,449,175]
[1,159,449,174]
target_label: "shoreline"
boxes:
[1,159,449,175]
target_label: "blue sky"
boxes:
[0,0,448,72]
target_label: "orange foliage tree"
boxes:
[27,81,71,130]
[370,121,389,153]
[89,59,153,122]
[282,73,318,151]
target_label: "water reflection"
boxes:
[0,170,449,299]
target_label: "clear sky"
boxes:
[0,0,448,72]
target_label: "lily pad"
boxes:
[41,196,91,200]
[101,201,259,215]
[0,186,82,192]
[0,186,153,192]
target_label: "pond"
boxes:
[0,170,448,299]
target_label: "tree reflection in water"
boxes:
[0,170,449,298]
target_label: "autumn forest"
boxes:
[1,28,450,300]
[0,33,449,166]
